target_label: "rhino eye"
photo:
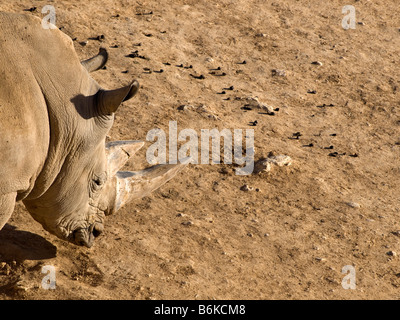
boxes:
[91,174,106,192]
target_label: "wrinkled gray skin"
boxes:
[0,12,187,247]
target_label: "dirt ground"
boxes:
[0,0,399,300]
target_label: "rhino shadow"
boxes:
[71,94,97,120]
[0,224,57,262]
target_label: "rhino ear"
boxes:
[81,48,108,72]
[98,80,139,115]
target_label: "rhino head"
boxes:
[22,48,188,248]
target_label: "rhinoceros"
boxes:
[0,12,188,247]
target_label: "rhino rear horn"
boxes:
[81,48,108,72]
[106,140,145,177]
[110,158,190,214]
[98,80,139,115]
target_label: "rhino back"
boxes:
[0,12,96,200]
[0,13,51,198]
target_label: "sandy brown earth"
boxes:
[0,0,399,300]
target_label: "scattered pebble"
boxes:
[302,143,314,147]
[181,221,193,226]
[220,167,230,174]
[311,61,323,66]
[176,213,186,217]
[387,251,397,257]
[177,104,195,111]
[317,103,335,108]
[240,184,253,192]
[136,11,153,16]
[315,257,327,262]
[190,74,205,79]
[24,7,37,12]
[253,154,292,174]
[346,202,361,208]
[271,69,286,77]
[240,97,276,115]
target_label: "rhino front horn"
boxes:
[106,140,145,177]
[98,80,139,115]
[108,157,191,215]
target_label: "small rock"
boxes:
[177,104,195,111]
[176,213,187,217]
[392,231,400,237]
[346,201,361,208]
[387,251,397,257]
[208,114,220,120]
[315,257,326,262]
[181,221,193,226]
[240,96,277,115]
[14,279,32,292]
[271,69,286,77]
[311,61,323,66]
[254,154,292,174]
[253,160,272,173]
[24,7,37,12]
[259,104,275,115]
[220,167,229,175]
[240,184,253,192]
